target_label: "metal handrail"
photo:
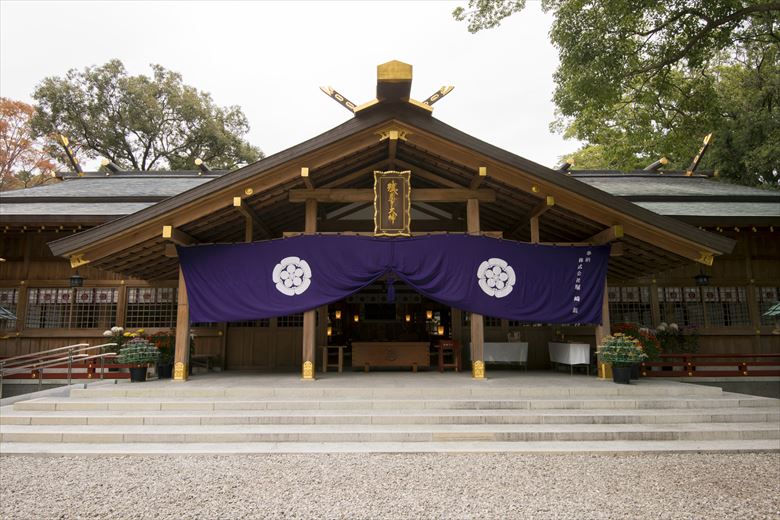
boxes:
[1,343,112,370]
[0,342,116,398]
[1,354,92,376]
[0,343,90,364]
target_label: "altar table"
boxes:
[351,342,430,372]
[548,342,592,375]
[484,342,529,368]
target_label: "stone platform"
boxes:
[1,372,778,454]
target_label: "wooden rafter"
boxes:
[511,196,555,239]
[301,167,314,190]
[394,159,464,188]
[587,225,624,245]
[233,197,271,239]
[469,166,487,190]
[321,159,390,189]
[162,225,197,246]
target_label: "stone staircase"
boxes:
[1,376,778,454]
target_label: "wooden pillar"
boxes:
[595,279,612,379]
[301,199,317,380]
[744,234,762,353]
[14,283,28,334]
[244,216,253,243]
[173,267,191,381]
[218,322,228,370]
[467,198,486,379]
[530,217,540,244]
[649,279,661,327]
[115,283,128,327]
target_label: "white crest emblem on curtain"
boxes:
[272,256,312,296]
[477,258,516,298]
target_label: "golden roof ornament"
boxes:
[320,60,453,115]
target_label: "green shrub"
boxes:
[117,337,160,366]
[597,333,649,366]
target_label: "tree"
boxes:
[0,98,60,191]
[454,1,780,187]
[32,60,262,171]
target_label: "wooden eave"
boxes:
[47,103,734,281]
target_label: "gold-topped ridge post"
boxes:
[376,60,413,102]
[194,158,211,174]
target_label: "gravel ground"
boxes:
[1,452,779,519]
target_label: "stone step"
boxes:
[1,422,777,443]
[67,382,724,399]
[2,407,778,426]
[13,395,778,412]
[3,439,779,455]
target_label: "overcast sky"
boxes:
[0,0,579,169]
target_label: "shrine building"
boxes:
[1,61,778,381]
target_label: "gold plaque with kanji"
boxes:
[374,170,411,236]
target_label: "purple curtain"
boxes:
[177,235,609,325]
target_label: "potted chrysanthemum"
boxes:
[117,337,160,382]
[597,333,648,384]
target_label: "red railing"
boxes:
[641,353,780,377]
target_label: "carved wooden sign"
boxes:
[374,170,411,236]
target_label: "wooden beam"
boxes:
[232,197,271,240]
[511,196,555,239]
[529,196,555,220]
[301,167,313,190]
[317,220,464,233]
[289,188,495,203]
[283,230,503,238]
[539,241,624,257]
[586,225,624,245]
[469,166,488,190]
[304,199,317,234]
[530,217,540,244]
[388,132,398,168]
[161,225,197,246]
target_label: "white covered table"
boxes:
[484,342,528,368]
[548,342,591,375]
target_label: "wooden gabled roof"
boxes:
[48,90,734,282]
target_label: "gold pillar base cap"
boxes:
[471,360,486,380]
[301,361,315,380]
[173,362,188,381]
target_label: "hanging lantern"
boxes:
[437,325,445,335]
[426,310,433,320]
[335,310,342,320]
[327,326,332,337]
[405,314,411,322]
[353,314,359,323]
[69,271,84,288]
